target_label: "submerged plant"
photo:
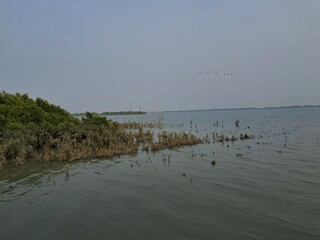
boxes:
[235,120,240,127]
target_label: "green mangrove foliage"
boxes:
[0,92,138,169]
[0,92,205,169]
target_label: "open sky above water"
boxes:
[1,0,319,112]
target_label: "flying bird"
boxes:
[195,70,232,77]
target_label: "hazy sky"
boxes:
[1,0,319,112]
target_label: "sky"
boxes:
[1,0,319,112]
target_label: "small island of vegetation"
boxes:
[102,111,147,116]
[73,111,146,117]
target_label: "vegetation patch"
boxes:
[0,92,255,170]
[0,92,204,169]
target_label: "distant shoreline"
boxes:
[73,105,320,116]
[162,105,320,113]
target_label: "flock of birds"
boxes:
[196,70,233,76]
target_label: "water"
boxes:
[1,107,320,240]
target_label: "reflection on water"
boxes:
[0,158,117,203]
[0,108,320,240]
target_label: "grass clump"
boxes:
[149,131,204,151]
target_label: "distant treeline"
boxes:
[73,111,146,117]
[102,111,147,115]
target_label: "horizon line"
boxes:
[154,104,320,113]
[72,104,320,115]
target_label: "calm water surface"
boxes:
[1,108,320,240]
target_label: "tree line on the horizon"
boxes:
[73,111,147,117]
